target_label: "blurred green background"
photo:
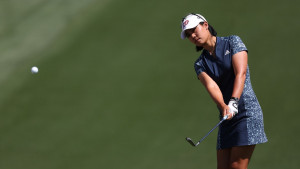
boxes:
[0,0,299,168]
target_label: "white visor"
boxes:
[181,14,207,39]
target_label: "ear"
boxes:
[203,22,209,30]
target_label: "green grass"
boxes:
[0,0,299,168]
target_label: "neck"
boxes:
[203,35,216,55]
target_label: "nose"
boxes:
[191,33,196,38]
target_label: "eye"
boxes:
[185,28,196,38]
[185,31,191,38]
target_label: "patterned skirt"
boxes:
[217,74,268,150]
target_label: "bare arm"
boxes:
[198,72,230,117]
[231,51,248,99]
[197,51,248,119]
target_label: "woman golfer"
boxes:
[181,13,267,169]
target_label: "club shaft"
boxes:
[186,116,228,147]
[195,118,225,146]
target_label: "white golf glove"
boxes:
[228,97,239,117]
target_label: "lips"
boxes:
[194,38,200,43]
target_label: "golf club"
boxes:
[186,115,228,147]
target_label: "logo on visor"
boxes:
[183,20,189,29]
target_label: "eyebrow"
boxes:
[185,28,195,37]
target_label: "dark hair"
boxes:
[196,22,217,52]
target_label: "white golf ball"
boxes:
[31,66,39,74]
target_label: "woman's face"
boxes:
[185,22,209,46]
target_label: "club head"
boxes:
[186,137,196,147]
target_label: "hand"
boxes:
[220,104,233,120]
[228,97,239,118]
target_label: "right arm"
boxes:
[198,72,232,119]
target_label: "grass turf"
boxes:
[0,0,299,168]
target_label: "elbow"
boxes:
[206,83,219,91]
[236,71,246,80]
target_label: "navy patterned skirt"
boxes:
[217,70,268,150]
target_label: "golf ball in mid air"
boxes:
[31,66,39,74]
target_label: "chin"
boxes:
[196,42,204,46]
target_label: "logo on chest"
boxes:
[225,50,230,55]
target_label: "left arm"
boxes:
[225,51,248,118]
[231,51,248,99]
